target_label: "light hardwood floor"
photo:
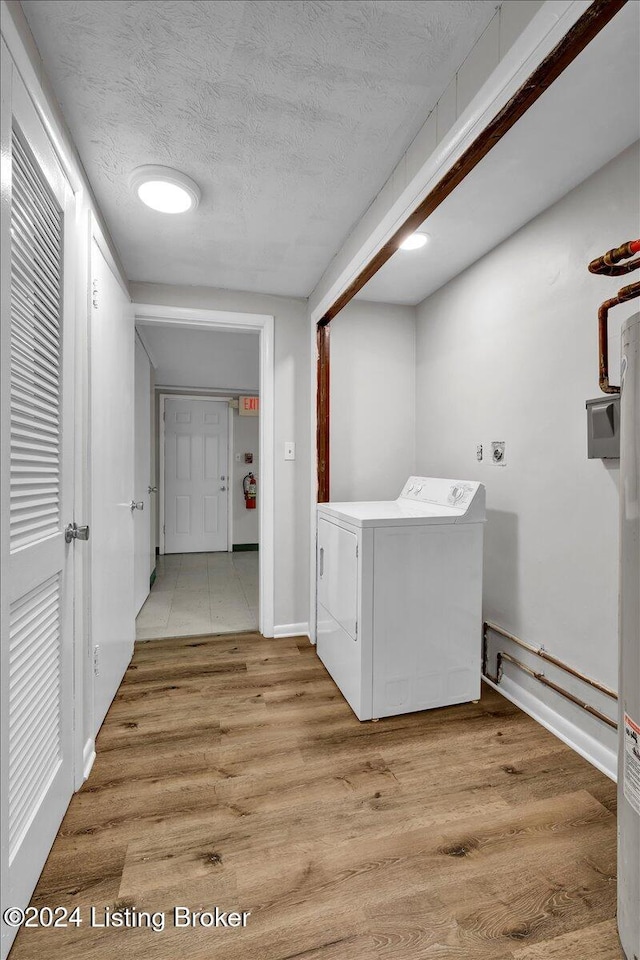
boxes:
[11,633,623,960]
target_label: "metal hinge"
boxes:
[356,544,359,559]
[92,278,98,309]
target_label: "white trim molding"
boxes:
[135,303,275,638]
[136,302,273,331]
[82,738,96,782]
[274,623,310,640]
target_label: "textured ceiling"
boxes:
[22,0,497,296]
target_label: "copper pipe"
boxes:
[597,280,640,394]
[484,621,618,700]
[499,652,617,730]
[588,239,640,276]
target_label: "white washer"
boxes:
[316,476,486,721]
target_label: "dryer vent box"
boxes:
[586,395,620,459]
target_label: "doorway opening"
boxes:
[132,303,274,639]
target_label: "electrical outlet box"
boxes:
[491,441,506,465]
[586,395,619,459]
[93,645,100,676]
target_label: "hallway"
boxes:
[9,633,620,960]
[136,553,259,640]
[2,4,639,958]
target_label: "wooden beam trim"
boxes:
[316,324,330,502]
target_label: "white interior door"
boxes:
[164,397,229,553]
[90,234,135,733]
[1,60,76,959]
[134,338,151,614]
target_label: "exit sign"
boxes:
[239,396,259,417]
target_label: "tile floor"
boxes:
[135,551,258,640]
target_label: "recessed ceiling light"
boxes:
[399,231,429,251]
[129,165,201,214]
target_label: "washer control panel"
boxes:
[400,476,478,509]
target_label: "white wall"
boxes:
[330,300,416,502]
[140,325,259,392]
[233,411,259,545]
[131,282,310,632]
[415,143,639,776]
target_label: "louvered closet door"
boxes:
[1,64,75,954]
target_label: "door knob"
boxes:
[130,500,144,511]
[65,522,90,543]
[148,485,158,494]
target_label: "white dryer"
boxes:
[316,476,486,721]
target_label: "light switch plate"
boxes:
[284,441,295,460]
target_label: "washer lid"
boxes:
[317,477,485,528]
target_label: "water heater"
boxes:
[619,312,640,960]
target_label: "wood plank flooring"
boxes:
[11,633,623,960]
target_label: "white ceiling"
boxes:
[358,2,640,305]
[138,324,259,391]
[22,0,497,297]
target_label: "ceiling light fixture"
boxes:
[399,231,429,251]
[129,165,201,214]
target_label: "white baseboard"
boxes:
[82,738,96,782]
[484,675,617,782]
[273,622,310,639]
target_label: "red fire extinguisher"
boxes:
[243,472,257,510]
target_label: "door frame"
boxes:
[159,394,235,555]
[135,303,275,638]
